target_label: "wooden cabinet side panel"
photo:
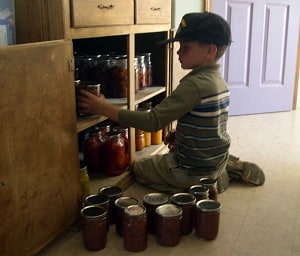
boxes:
[0,40,80,256]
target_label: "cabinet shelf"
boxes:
[76,86,166,133]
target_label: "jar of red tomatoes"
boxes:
[103,131,126,176]
[83,126,106,175]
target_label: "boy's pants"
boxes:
[133,151,228,194]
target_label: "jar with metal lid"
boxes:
[199,178,218,200]
[151,129,162,145]
[103,131,126,176]
[83,126,106,175]
[109,57,128,98]
[155,204,182,247]
[138,104,152,146]
[123,205,148,252]
[134,57,139,93]
[143,52,152,87]
[113,126,129,168]
[80,205,108,251]
[136,55,147,90]
[189,184,209,201]
[80,164,90,200]
[135,133,145,151]
[114,197,139,236]
[91,55,111,97]
[99,186,123,225]
[83,193,110,210]
[143,193,169,234]
[194,199,221,240]
[75,56,93,81]
[170,193,196,235]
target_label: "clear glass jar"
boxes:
[109,57,128,98]
[143,52,152,87]
[113,126,129,168]
[199,178,218,201]
[136,55,147,90]
[80,164,90,200]
[103,131,126,176]
[134,57,139,93]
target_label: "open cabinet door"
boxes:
[0,40,81,256]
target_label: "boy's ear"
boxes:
[206,44,218,59]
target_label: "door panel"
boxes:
[0,40,80,256]
[212,0,299,115]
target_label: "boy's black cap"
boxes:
[159,12,232,46]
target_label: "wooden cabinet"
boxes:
[1,1,171,255]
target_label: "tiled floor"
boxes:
[38,110,300,256]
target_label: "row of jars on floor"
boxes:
[80,181,221,252]
[75,52,153,98]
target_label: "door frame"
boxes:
[204,0,300,110]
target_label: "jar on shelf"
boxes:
[113,126,129,168]
[83,126,106,175]
[109,57,128,98]
[103,131,126,176]
[139,103,152,146]
[135,132,145,151]
[134,57,139,93]
[91,54,111,97]
[123,205,148,252]
[136,55,147,90]
[142,52,153,87]
[76,56,93,81]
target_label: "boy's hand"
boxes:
[164,129,177,150]
[77,89,105,116]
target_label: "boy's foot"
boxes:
[226,155,265,186]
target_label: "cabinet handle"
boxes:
[98,4,115,9]
[150,7,161,11]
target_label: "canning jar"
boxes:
[103,131,126,176]
[83,193,110,211]
[83,127,106,175]
[80,205,108,251]
[109,57,128,98]
[136,55,147,90]
[188,184,209,201]
[156,204,182,247]
[170,193,196,235]
[99,186,123,225]
[114,197,139,236]
[143,193,169,234]
[113,126,129,168]
[194,199,221,240]
[199,178,218,200]
[143,52,152,87]
[80,164,90,200]
[123,205,147,252]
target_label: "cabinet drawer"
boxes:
[135,0,171,24]
[71,0,134,27]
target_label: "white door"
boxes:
[212,0,299,115]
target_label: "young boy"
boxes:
[77,12,265,193]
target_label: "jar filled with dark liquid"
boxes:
[103,131,126,176]
[136,55,147,90]
[155,204,182,247]
[113,126,129,168]
[194,199,221,240]
[123,205,147,252]
[99,186,123,225]
[189,184,209,201]
[109,57,128,98]
[199,178,218,200]
[80,205,108,251]
[170,193,196,235]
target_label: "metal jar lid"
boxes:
[124,205,146,217]
[114,196,138,209]
[84,193,109,207]
[99,186,123,198]
[189,184,209,194]
[199,178,217,187]
[196,199,221,212]
[143,193,169,205]
[80,205,107,219]
[155,204,182,218]
[170,193,196,205]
